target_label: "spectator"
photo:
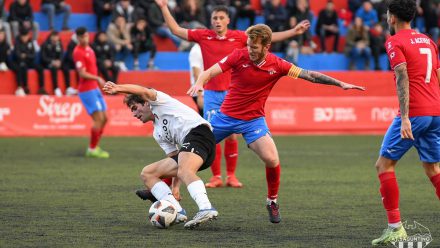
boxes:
[41,0,71,31]
[288,0,313,52]
[0,29,10,72]
[344,17,372,70]
[63,33,79,84]
[355,1,378,28]
[231,0,255,29]
[178,0,207,29]
[113,0,135,24]
[369,22,386,70]
[130,17,157,70]
[264,0,288,51]
[0,0,12,46]
[106,15,132,71]
[338,8,353,28]
[93,0,116,31]
[131,0,150,18]
[316,0,340,53]
[285,16,315,64]
[92,31,120,82]
[12,29,46,96]
[205,1,237,28]
[40,31,75,96]
[8,0,39,43]
[420,0,439,45]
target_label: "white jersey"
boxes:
[188,43,203,96]
[150,91,211,155]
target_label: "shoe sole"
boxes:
[184,215,217,229]
[205,183,223,188]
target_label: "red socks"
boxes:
[430,173,440,200]
[224,139,238,176]
[90,127,102,149]
[379,172,400,224]
[210,144,222,177]
[266,165,280,200]
[162,178,172,186]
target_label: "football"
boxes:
[148,200,177,229]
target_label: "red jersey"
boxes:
[386,29,440,117]
[73,45,99,93]
[188,29,247,91]
[218,48,302,120]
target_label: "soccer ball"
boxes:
[148,200,177,229]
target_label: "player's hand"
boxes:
[400,117,414,140]
[341,82,365,91]
[103,81,118,95]
[155,0,168,8]
[292,20,310,35]
[187,84,203,96]
[97,77,106,88]
[172,187,181,201]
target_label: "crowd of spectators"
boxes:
[0,0,439,96]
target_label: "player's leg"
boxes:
[224,133,242,188]
[423,162,440,200]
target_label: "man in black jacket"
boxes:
[92,31,119,82]
[93,0,115,31]
[8,0,39,42]
[315,0,340,53]
[41,31,75,96]
[130,17,157,70]
[41,0,71,31]
[11,28,46,96]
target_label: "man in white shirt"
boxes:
[188,43,204,116]
[103,82,218,229]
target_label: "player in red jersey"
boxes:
[371,0,440,246]
[155,0,310,188]
[188,24,364,223]
[73,27,109,158]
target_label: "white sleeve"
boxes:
[189,44,203,70]
[157,137,178,155]
[149,91,171,106]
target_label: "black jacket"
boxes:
[40,39,64,66]
[92,40,116,62]
[130,25,154,47]
[13,38,35,63]
[0,40,10,63]
[63,39,77,65]
[93,0,115,13]
[8,1,34,23]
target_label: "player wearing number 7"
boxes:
[371,0,440,246]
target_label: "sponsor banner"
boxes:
[0,96,398,136]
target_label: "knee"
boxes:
[176,167,191,180]
[263,155,279,168]
[44,4,56,13]
[140,166,153,182]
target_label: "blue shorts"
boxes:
[78,89,107,115]
[203,90,227,121]
[380,116,440,162]
[211,112,270,145]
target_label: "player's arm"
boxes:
[297,68,365,91]
[103,82,158,101]
[272,20,310,42]
[394,63,414,140]
[155,0,188,40]
[77,67,105,87]
[187,63,223,96]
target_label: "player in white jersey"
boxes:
[189,43,204,116]
[103,82,218,229]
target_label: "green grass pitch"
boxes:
[0,136,438,247]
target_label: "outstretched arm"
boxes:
[272,20,310,42]
[394,63,413,140]
[298,69,365,91]
[155,0,188,40]
[103,82,157,101]
[187,64,223,95]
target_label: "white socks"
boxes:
[151,181,183,212]
[389,222,402,229]
[187,180,212,210]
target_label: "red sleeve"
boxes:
[73,50,86,71]
[433,40,440,70]
[277,56,302,79]
[218,49,241,72]
[187,29,204,42]
[386,38,406,70]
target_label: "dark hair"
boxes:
[50,30,59,37]
[211,5,229,16]
[124,94,146,107]
[75,27,87,36]
[387,0,416,22]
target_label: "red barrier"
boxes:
[0,95,398,137]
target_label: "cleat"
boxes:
[226,175,243,188]
[85,147,110,159]
[266,201,281,223]
[135,189,157,203]
[205,176,223,188]
[174,209,188,224]
[184,208,218,229]
[372,225,407,246]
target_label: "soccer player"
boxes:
[103,82,218,229]
[371,0,440,246]
[188,24,365,223]
[73,27,109,158]
[155,0,310,188]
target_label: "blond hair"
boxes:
[245,24,272,47]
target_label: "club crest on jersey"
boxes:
[268,68,277,75]
[228,38,235,42]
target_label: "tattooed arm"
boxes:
[394,63,414,140]
[297,69,365,90]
